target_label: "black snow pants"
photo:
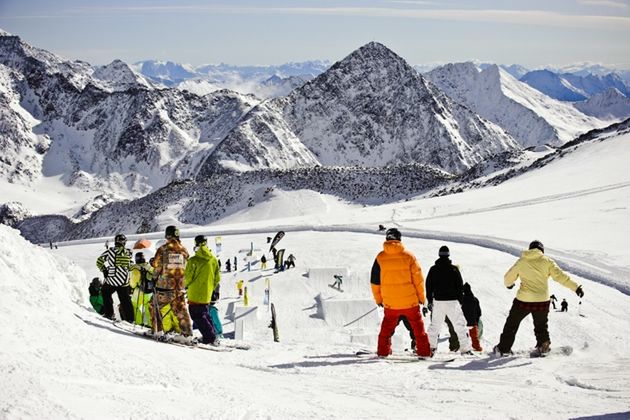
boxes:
[496,299,550,353]
[102,283,134,322]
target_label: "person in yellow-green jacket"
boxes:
[129,252,154,327]
[494,240,584,356]
[184,235,221,345]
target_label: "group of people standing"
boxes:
[371,228,584,358]
[92,226,222,345]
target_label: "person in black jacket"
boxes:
[426,246,473,356]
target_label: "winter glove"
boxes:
[507,284,515,290]
[575,285,584,298]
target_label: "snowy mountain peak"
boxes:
[92,59,153,91]
[574,88,630,120]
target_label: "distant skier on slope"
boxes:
[185,235,221,345]
[494,240,584,357]
[96,234,134,322]
[151,225,193,340]
[426,246,474,356]
[370,228,431,358]
[285,254,296,269]
[260,255,267,270]
[561,299,568,312]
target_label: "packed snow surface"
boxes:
[1,128,630,418]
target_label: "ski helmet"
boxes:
[529,240,544,253]
[165,225,179,239]
[194,235,207,246]
[114,234,127,246]
[135,252,146,264]
[385,228,401,241]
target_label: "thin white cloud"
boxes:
[578,0,630,9]
[4,5,630,31]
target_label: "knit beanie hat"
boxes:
[439,245,450,257]
[529,240,544,253]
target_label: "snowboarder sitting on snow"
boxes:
[185,235,221,345]
[426,246,474,356]
[151,225,193,340]
[494,240,584,356]
[88,277,104,315]
[96,234,134,322]
[560,299,568,312]
[129,252,154,327]
[285,254,296,269]
[370,228,431,358]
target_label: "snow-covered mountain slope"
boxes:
[91,59,154,92]
[3,122,630,419]
[520,70,589,101]
[202,42,520,175]
[131,60,197,86]
[426,63,606,147]
[521,69,630,101]
[0,63,50,183]
[0,31,259,197]
[177,74,308,99]
[574,88,630,120]
[135,59,329,99]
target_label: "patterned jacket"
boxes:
[96,246,132,287]
[152,239,189,291]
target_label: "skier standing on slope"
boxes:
[185,235,221,345]
[426,246,474,356]
[370,228,431,358]
[129,252,154,327]
[96,234,134,322]
[151,226,193,339]
[494,240,584,356]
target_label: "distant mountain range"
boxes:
[426,63,606,148]
[0,28,627,240]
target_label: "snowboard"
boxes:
[355,350,455,363]
[491,345,573,359]
[328,285,344,293]
[270,303,279,342]
[529,345,573,358]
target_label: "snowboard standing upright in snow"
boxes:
[270,303,279,342]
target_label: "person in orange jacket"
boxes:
[370,228,431,357]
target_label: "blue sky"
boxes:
[1,0,629,68]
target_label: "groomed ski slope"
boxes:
[1,130,629,418]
